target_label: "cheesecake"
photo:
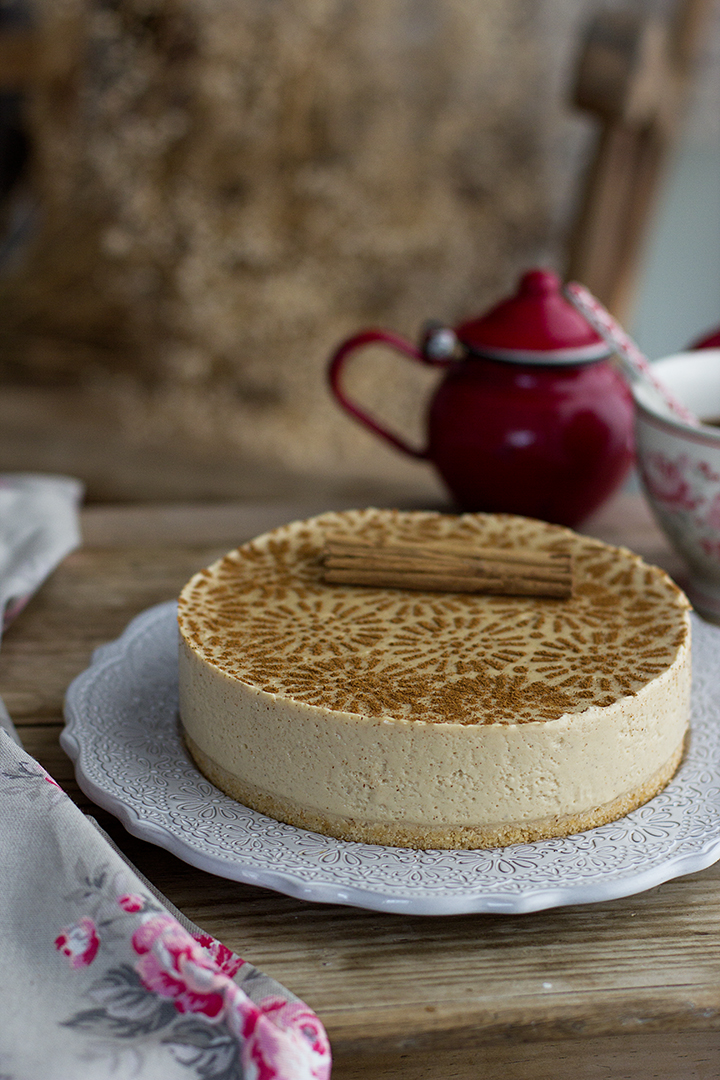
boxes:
[177,509,691,849]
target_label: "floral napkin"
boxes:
[0,473,83,632]
[0,474,84,745]
[0,474,331,1080]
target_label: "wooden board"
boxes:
[2,494,719,1079]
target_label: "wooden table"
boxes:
[2,491,719,1080]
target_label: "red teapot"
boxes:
[328,268,634,527]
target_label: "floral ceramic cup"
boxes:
[633,348,720,620]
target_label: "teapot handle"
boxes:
[328,329,452,459]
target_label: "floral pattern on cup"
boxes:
[639,450,720,574]
[632,349,720,614]
[640,451,704,512]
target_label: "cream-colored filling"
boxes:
[178,630,690,829]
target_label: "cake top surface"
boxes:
[177,509,690,725]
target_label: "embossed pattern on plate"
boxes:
[62,603,720,915]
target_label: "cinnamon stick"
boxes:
[320,538,573,598]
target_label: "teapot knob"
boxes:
[421,321,459,362]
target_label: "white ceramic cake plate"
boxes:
[62,602,720,916]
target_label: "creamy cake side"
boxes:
[177,509,691,849]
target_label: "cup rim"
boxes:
[633,350,720,447]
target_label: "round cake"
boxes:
[177,509,691,849]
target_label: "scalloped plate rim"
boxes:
[61,601,720,916]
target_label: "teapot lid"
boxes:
[456,269,610,364]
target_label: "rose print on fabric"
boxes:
[57,867,331,1080]
[55,917,100,969]
[118,892,145,913]
[233,997,332,1080]
[132,914,231,1021]
[192,932,245,980]
[0,725,329,1078]
[0,756,64,803]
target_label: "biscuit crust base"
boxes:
[182,729,685,850]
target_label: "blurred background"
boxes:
[0,0,716,505]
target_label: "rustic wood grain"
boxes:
[2,494,719,1078]
[331,1033,720,1080]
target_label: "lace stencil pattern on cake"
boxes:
[178,510,689,725]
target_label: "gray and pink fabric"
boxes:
[0,473,331,1079]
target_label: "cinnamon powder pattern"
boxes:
[178,510,689,726]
